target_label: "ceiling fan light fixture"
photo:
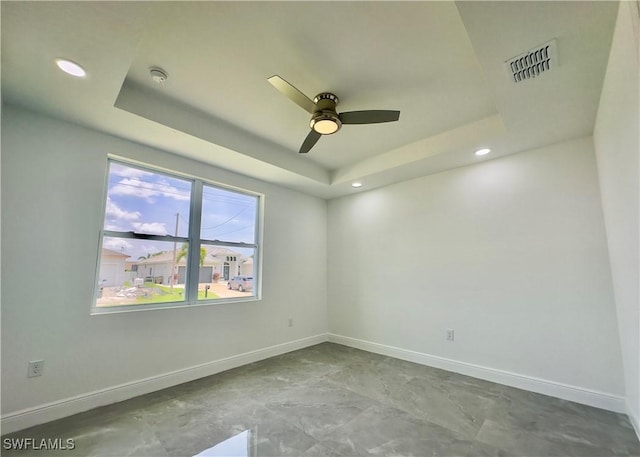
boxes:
[310,111,342,135]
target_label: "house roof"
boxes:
[135,246,245,266]
[205,246,244,258]
[101,248,130,259]
[0,2,619,198]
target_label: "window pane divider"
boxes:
[199,239,257,249]
[103,230,190,244]
[185,179,203,303]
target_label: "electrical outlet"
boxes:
[28,360,44,378]
[446,329,455,342]
[288,317,294,327]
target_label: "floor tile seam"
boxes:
[467,439,513,457]
[264,357,484,440]
[146,416,199,456]
[256,371,390,452]
[246,382,296,406]
[482,407,640,449]
[67,418,165,457]
[439,384,489,441]
[240,363,346,386]
[318,370,486,443]
[301,430,347,457]
[314,403,382,454]
[150,421,218,457]
[314,372,398,411]
[259,397,318,437]
[137,397,242,444]
[474,419,631,457]
[257,400,343,456]
[301,437,347,457]
[251,375,348,404]
[317,402,477,457]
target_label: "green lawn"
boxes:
[135,283,219,304]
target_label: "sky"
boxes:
[102,161,257,261]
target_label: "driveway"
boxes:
[201,281,252,299]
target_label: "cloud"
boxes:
[102,237,133,253]
[110,178,190,203]
[105,197,140,221]
[104,222,128,231]
[131,222,168,235]
[109,163,154,179]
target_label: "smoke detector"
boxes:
[505,40,557,83]
[149,67,168,84]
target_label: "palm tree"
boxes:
[175,244,206,266]
[171,245,207,291]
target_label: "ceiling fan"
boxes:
[268,75,401,154]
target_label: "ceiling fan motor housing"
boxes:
[310,93,341,134]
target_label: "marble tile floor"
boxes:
[2,343,638,457]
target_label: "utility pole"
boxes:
[170,212,179,293]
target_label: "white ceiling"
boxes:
[1,1,618,199]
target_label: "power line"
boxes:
[209,223,254,238]
[108,179,190,200]
[201,205,251,230]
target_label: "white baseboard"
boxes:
[627,404,640,441]
[1,333,328,435]
[3,333,631,436]
[328,333,627,414]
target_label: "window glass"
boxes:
[94,160,261,313]
[105,162,191,237]
[97,238,188,307]
[201,185,257,244]
[197,247,256,301]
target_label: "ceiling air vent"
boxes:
[505,40,557,83]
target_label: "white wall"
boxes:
[1,105,327,425]
[593,1,640,433]
[328,136,624,401]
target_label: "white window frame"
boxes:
[91,157,262,314]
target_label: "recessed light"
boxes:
[351,182,363,188]
[55,58,86,77]
[475,148,491,156]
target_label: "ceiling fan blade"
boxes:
[299,130,322,154]
[339,110,401,125]
[268,75,316,114]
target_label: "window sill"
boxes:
[90,295,261,315]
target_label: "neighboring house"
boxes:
[240,256,253,276]
[134,246,247,284]
[98,248,130,286]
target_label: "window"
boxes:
[93,159,261,312]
